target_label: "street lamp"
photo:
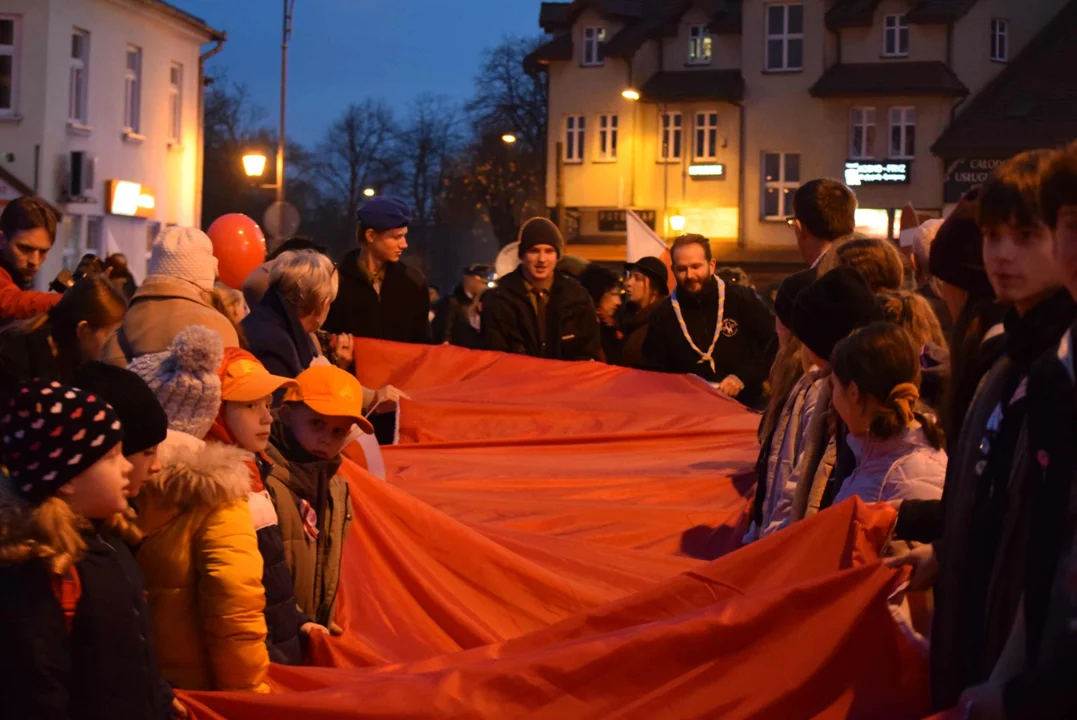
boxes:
[669,214,686,233]
[501,133,517,144]
[363,188,376,198]
[622,88,640,101]
[242,152,268,179]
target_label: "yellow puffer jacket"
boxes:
[135,431,270,692]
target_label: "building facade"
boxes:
[528,0,1072,263]
[0,0,224,287]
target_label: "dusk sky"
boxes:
[171,0,541,144]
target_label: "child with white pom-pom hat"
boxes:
[127,325,271,693]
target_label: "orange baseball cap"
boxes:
[219,348,297,403]
[284,365,374,435]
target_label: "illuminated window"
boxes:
[689,25,712,65]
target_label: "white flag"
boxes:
[626,210,668,262]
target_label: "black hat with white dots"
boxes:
[1,379,124,504]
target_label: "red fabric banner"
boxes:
[174,341,932,718]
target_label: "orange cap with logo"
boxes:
[284,364,374,435]
[218,348,297,403]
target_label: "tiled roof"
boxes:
[932,1,1077,157]
[142,0,226,41]
[825,0,883,30]
[810,61,968,98]
[826,0,981,28]
[639,69,745,103]
[524,33,574,71]
[906,0,981,24]
[539,2,573,32]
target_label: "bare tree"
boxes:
[396,94,461,230]
[452,36,548,247]
[315,100,398,233]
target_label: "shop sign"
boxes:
[688,164,726,180]
[598,209,656,232]
[844,160,911,186]
[944,158,1004,203]
[105,180,156,218]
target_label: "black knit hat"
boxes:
[2,379,124,504]
[626,256,670,295]
[791,267,882,361]
[73,362,168,456]
[929,187,995,299]
[517,217,564,258]
[774,268,816,328]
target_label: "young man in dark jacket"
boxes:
[323,196,431,344]
[432,263,491,349]
[481,218,603,361]
[642,234,775,408]
[954,143,1077,720]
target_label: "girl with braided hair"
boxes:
[827,322,947,505]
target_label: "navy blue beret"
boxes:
[356,196,412,230]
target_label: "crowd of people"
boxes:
[0,135,1074,718]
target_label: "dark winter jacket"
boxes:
[0,322,59,401]
[932,290,1077,711]
[248,475,306,666]
[481,267,603,362]
[641,277,775,408]
[323,250,431,344]
[432,286,474,345]
[619,300,660,369]
[599,323,623,366]
[0,523,173,720]
[1001,324,1077,719]
[264,423,352,629]
[242,287,318,379]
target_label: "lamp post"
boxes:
[277,0,294,206]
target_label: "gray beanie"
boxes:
[127,325,224,439]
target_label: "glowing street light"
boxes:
[669,214,687,233]
[622,88,640,101]
[242,152,268,178]
[363,188,376,198]
[501,133,518,144]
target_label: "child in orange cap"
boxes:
[263,364,372,632]
[207,348,329,664]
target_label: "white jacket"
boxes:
[834,425,947,504]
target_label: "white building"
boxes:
[0,0,225,287]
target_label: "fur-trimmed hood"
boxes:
[141,431,251,512]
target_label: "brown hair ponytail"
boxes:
[831,322,946,450]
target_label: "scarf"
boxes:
[670,276,726,373]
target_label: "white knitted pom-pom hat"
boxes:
[148,226,219,292]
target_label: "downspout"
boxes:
[734,100,745,248]
[627,57,636,208]
[196,34,227,228]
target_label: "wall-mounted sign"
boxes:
[105,179,156,218]
[598,209,656,233]
[688,163,726,179]
[844,161,910,187]
[943,157,1004,203]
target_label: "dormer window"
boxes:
[883,15,909,57]
[582,27,606,67]
[689,25,712,65]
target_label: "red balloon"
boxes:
[206,213,266,289]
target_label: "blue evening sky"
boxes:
[170,0,541,144]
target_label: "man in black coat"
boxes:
[642,234,775,408]
[432,263,491,349]
[481,217,603,361]
[323,196,431,344]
